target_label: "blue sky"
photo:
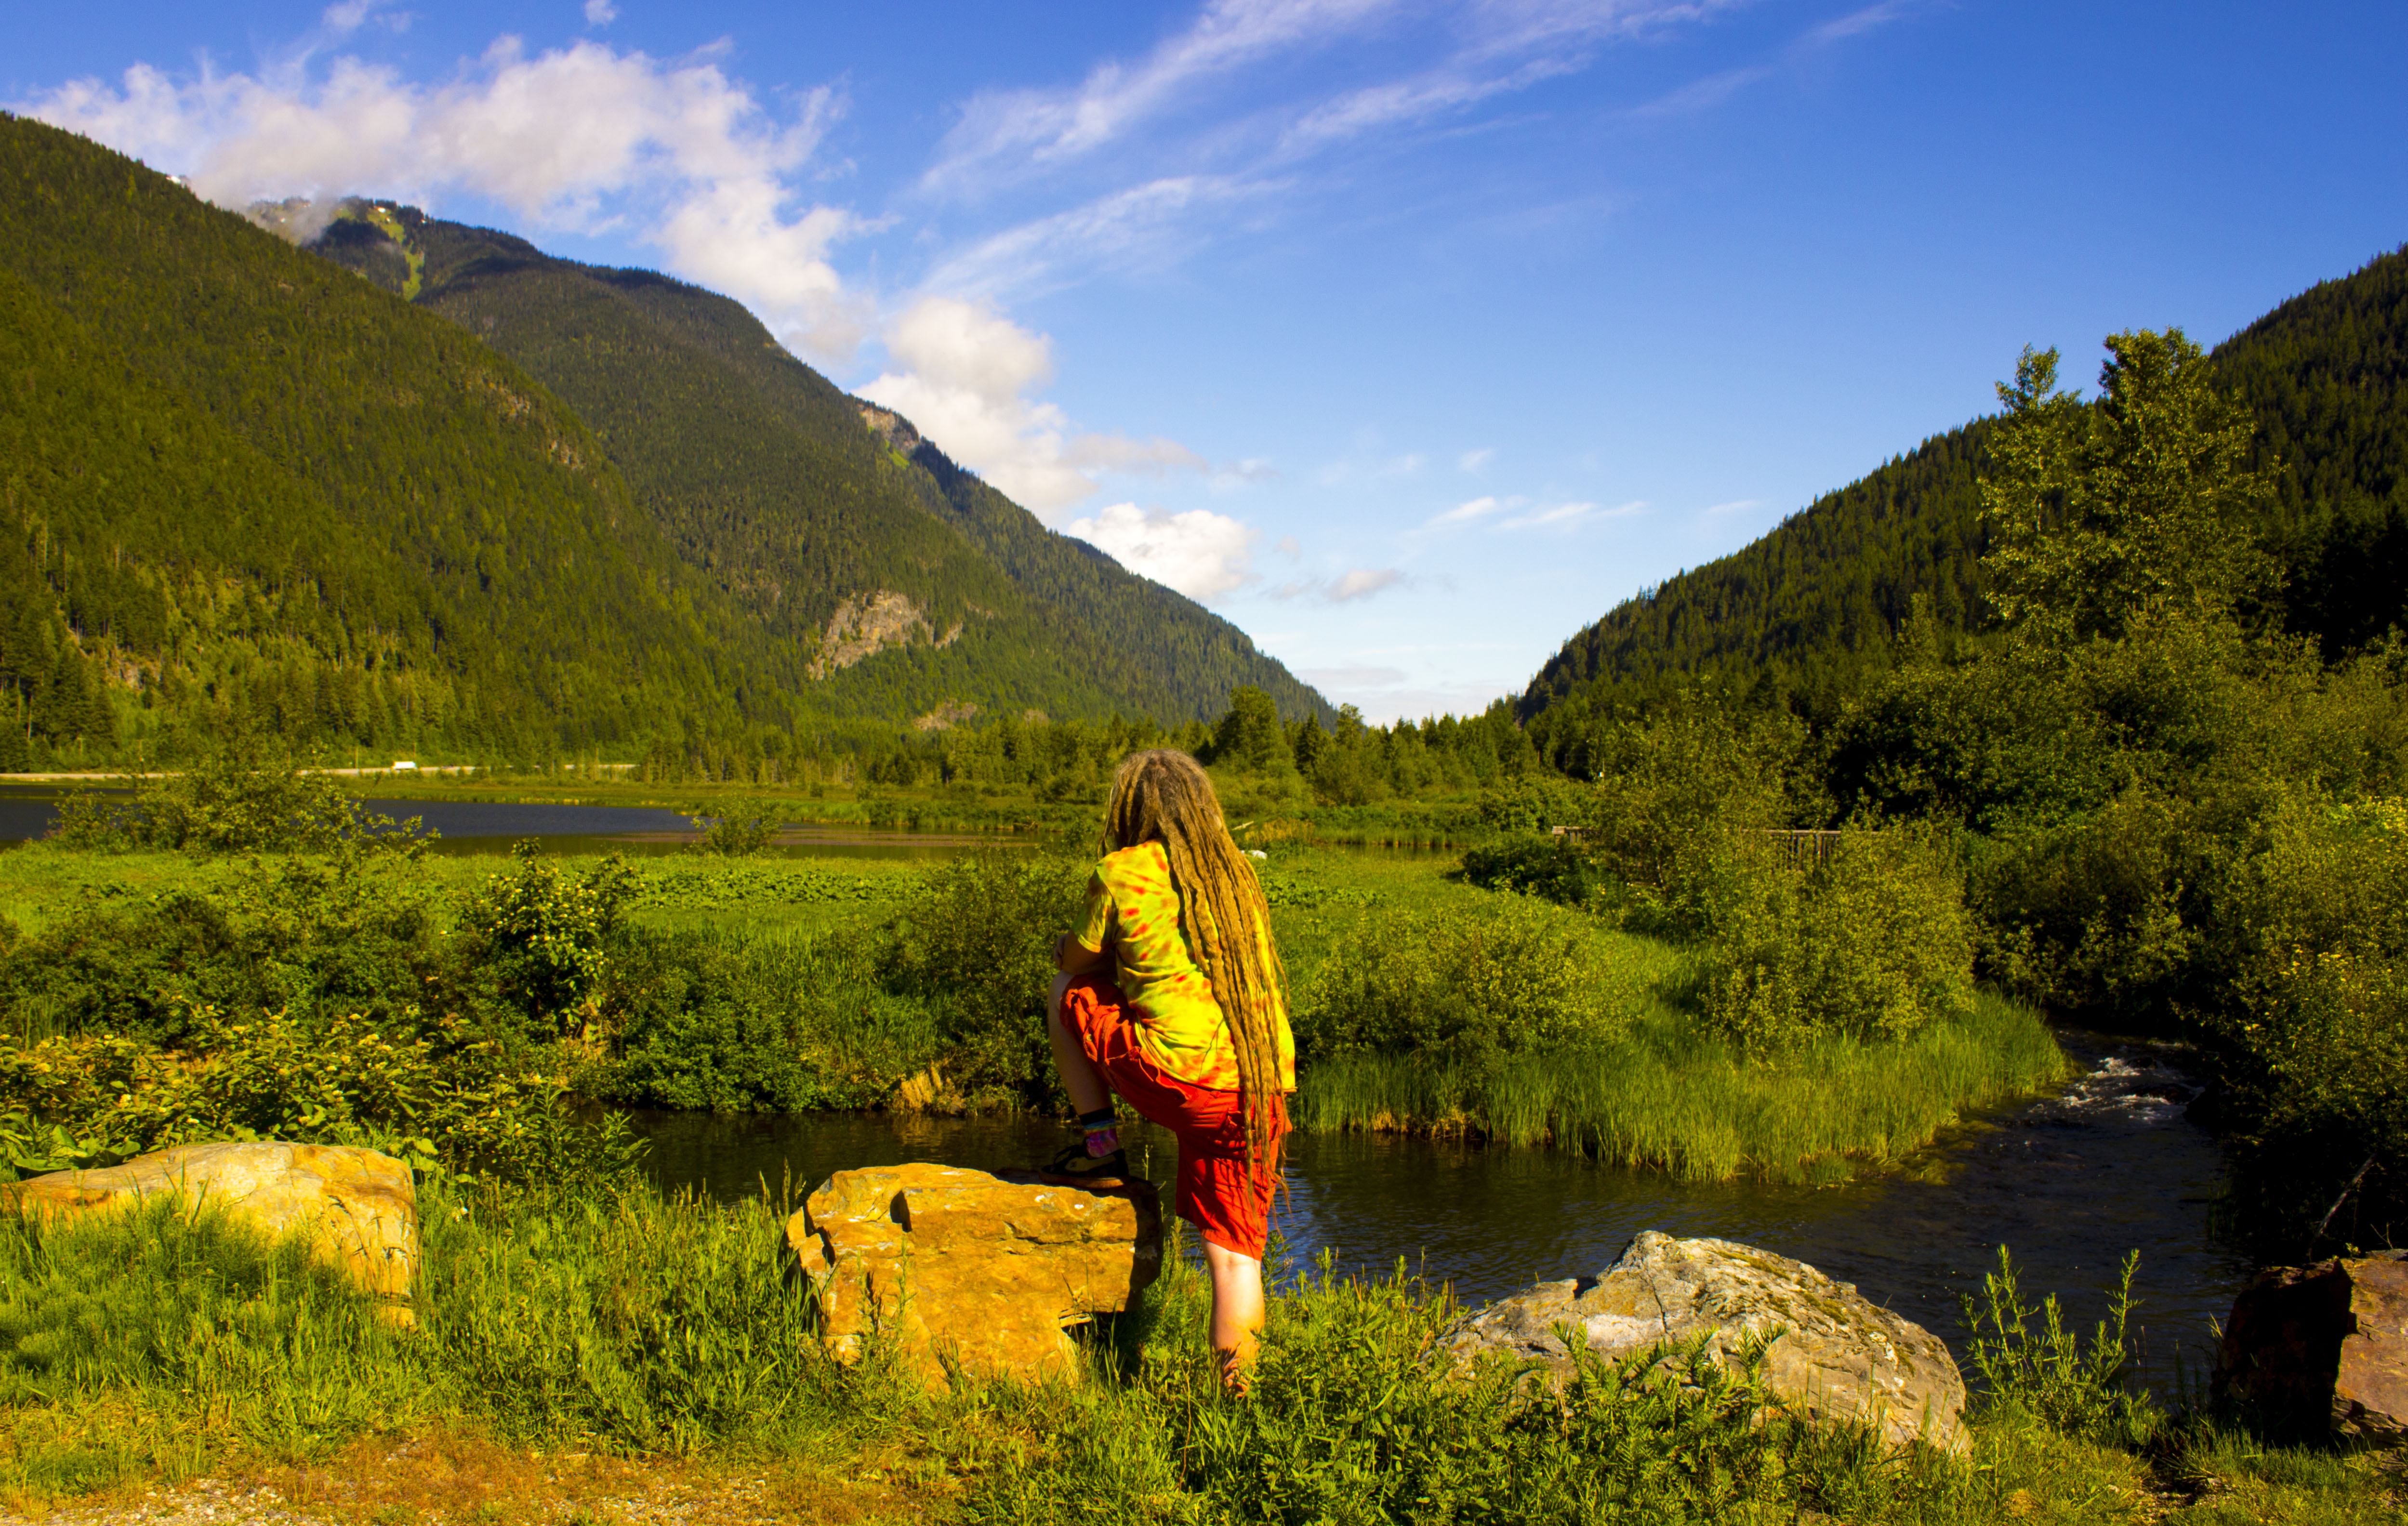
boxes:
[12,1,2405,721]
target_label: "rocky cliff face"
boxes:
[807,591,959,678]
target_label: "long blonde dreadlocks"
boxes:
[1101,749,1289,1183]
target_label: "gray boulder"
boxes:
[1442,1229,1968,1454]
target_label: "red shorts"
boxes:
[1058,974,1283,1259]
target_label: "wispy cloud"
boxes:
[921,0,1396,197]
[1273,566,1406,603]
[1428,493,1507,526]
[920,173,1275,301]
[1704,497,1763,515]
[1457,447,1495,473]
[1496,498,1643,530]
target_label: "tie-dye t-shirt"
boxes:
[1072,841,1295,1092]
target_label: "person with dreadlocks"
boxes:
[1044,747,1295,1390]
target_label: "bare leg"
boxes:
[1045,971,1112,1118]
[1202,1237,1266,1391]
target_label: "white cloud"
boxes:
[1275,535,1303,558]
[1275,567,1405,603]
[1066,502,1259,602]
[858,296,1203,517]
[1705,497,1764,515]
[1457,447,1494,473]
[583,0,619,24]
[20,38,866,361]
[1428,493,1506,526]
[1497,498,1644,530]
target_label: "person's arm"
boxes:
[1055,931,1111,975]
[1058,870,1115,975]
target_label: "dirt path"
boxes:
[2,1434,942,1526]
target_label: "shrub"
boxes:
[2206,793,2408,1248]
[1692,829,1976,1055]
[48,756,429,856]
[1471,774,1596,836]
[456,843,640,1036]
[684,805,784,856]
[0,852,449,1045]
[592,928,939,1112]
[873,851,1084,1106]
[1457,832,1600,907]
[1297,899,1615,1061]
[0,1006,640,1185]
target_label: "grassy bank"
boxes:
[1298,990,2068,1184]
[0,841,2065,1184]
[0,1182,2394,1523]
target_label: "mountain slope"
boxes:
[1520,244,2408,746]
[307,203,1330,727]
[0,114,779,769]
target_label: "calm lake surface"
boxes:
[0,787,1028,859]
[630,1029,2248,1383]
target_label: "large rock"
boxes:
[1442,1230,1968,1454]
[0,1142,420,1321]
[2214,1249,2408,1442]
[783,1162,1161,1390]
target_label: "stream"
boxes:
[630,1027,2248,1385]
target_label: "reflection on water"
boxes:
[629,1029,2247,1381]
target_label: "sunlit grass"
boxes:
[1299,990,2070,1184]
[0,1178,2390,1522]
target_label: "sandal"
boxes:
[1039,1140,1130,1185]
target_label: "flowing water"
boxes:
[630,1028,2248,1383]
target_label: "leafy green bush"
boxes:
[1471,774,1597,835]
[2206,794,2408,1248]
[0,1005,639,1185]
[0,852,449,1045]
[873,851,1084,1107]
[1458,831,1601,907]
[684,805,785,856]
[590,928,939,1112]
[1297,899,1616,1061]
[456,844,640,1035]
[1692,829,1976,1055]
[49,757,429,856]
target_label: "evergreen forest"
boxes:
[1517,244,2408,749]
[0,115,1326,774]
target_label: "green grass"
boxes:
[0,842,2074,1184]
[0,1188,2393,1523]
[1297,990,2071,1184]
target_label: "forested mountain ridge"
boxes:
[1520,244,2408,752]
[0,115,1326,772]
[0,114,782,770]
[304,200,1330,728]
